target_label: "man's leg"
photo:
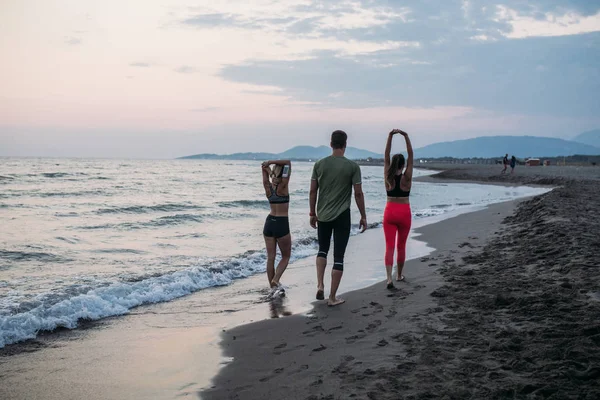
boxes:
[329,209,351,306]
[316,220,333,300]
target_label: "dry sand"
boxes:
[418,163,600,186]
[203,165,600,400]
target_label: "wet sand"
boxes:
[203,165,600,400]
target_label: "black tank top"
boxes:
[386,174,410,198]
[268,184,290,204]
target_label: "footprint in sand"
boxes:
[363,368,377,376]
[258,367,285,382]
[311,344,327,353]
[366,320,382,332]
[387,292,407,299]
[345,332,367,344]
[326,325,343,333]
[309,378,324,387]
[385,307,398,319]
[275,344,306,355]
[361,302,384,316]
[396,361,417,373]
[302,325,325,337]
[331,355,356,374]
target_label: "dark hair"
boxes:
[385,154,405,190]
[331,130,347,149]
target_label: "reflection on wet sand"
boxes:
[269,296,292,318]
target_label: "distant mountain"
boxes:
[414,136,600,159]
[179,146,382,160]
[277,146,331,159]
[179,136,600,160]
[573,129,600,148]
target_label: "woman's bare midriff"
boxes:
[387,196,410,204]
[269,203,289,217]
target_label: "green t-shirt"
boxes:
[311,155,362,222]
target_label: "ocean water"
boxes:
[0,158,548,347]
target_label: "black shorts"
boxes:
[263,215,290,238]
[317,208,351,271]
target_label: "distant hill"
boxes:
[179,135,600,160]
[414,136,600,159]
[573,129,600,148]
[179,146,382,160]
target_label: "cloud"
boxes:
[130,62,152,67]
[489,0,600,17]
[219,31,600,117]
[64,37,81,46]
[495,6,600,38]
[181,1,407,33]
[177,0,595,120]
[177,1,413,59]
[174,65,197,74]
[282,1,600,46]
[181,13,237,27]
[285,17,323,34]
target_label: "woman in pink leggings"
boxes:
[383,129,413,289]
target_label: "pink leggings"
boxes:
[383,202,412,267]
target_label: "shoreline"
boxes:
[0,184,544,400]
[2,164,598,399]
[202,165,600,399]
[0,171,542,354]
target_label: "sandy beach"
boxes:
[1,164,599,400]
[204,165,600,400]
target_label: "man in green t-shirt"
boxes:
[309,130,368,306]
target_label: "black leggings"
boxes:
[317,208,351,271]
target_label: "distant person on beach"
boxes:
[309,130,367,306]
[383,129,414,289]
[261,160,292,296]
[501,154,509,174]
[510,156,517,174]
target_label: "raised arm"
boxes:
[261,164,272,197]
[265,159,291,166]
[399,130,414,182]
[279,162,292,191]
[384,130,395,172]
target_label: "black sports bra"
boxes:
[268,184,290,204]
[386,174,410,198]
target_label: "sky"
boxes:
[1,0,600,158]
